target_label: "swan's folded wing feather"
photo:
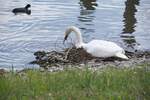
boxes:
[84,40,124,57]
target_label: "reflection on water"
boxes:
[0,0,150,69]
[123,0,140,33]
[78,0,98,41]
[79,0,98,10]
[121,0,140,51]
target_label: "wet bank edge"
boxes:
[1,47,150,74]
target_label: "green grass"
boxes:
[0,64,150,100]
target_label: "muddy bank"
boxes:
[31,47,150,71]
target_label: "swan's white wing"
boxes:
[83,40,124,57]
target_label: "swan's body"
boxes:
[63,26,128,59]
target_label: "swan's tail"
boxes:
[115,52,129,60]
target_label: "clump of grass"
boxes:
[0,64,150,100]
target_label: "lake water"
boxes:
[0,0,150,69]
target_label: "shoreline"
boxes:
[1,48,150,73]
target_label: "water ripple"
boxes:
[0,0,150,69]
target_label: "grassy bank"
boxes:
[0,64,150,100]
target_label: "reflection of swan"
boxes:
[63,26,128,59]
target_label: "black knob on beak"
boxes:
[63,35,68,44]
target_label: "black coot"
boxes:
[12,4,31,15]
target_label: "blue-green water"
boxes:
[0,0,150,69]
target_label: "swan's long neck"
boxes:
[65,26,84,48]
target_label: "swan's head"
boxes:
[63,26,75,43]
[63,28,71,43]
[63,26,84,48]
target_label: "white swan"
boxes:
[63,26,128,60]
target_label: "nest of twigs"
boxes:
[31,47,94,68]
[31,46,150,68]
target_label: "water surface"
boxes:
[0,0,150,69]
